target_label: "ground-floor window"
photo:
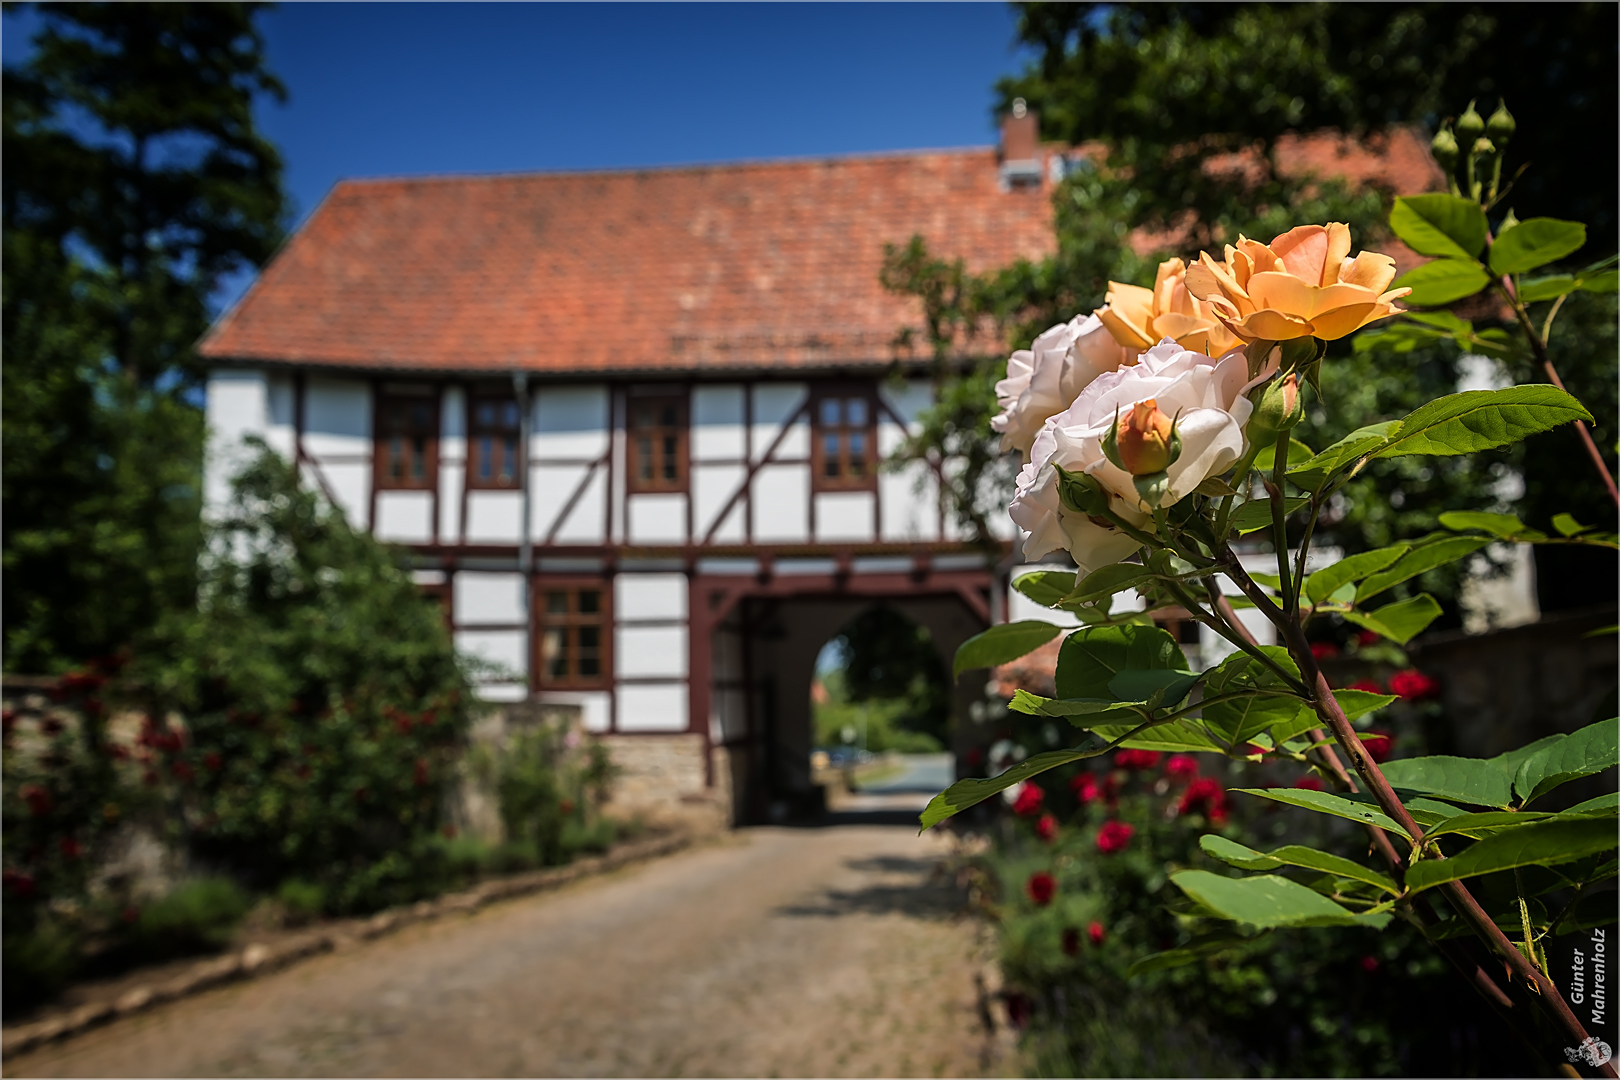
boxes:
[536,582,609,687]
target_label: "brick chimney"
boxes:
[999,98,1042,188]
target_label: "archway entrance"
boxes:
[703,589,986,825]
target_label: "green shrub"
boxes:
[275,878,326,926]
[1,915,82,1015]
[129,876,250,959]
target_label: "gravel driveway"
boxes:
[7,812,1006,1078]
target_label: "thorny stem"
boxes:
[1268,431,1297,615]
[1493,278,1620,508]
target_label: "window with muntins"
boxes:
[812,389,876,491]
[536,584,608,688]
[628,394,687,492]
[467,396,522,489]
[375,391,438,490]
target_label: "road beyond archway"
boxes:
[8,796,1003,1078]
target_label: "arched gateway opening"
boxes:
[702,588,987,825]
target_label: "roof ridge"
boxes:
[328,144,1000,189]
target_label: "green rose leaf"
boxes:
[1375,386,1593,459]
[1405,816,1619,893]
[1354,537,1491,602]
[1235,786,1410,837]
[1268,689,1396,744]
[1517,274,1577,303]
[1437,510,1545,542]
[1418,809,1559,844]
[1389,194,1488,260]
[1091,718,1229,754]
[1007,690,1141,721]
[1342,593,1442,645]
[953,620,1063,678]
[1303,545,1410,605]
[1126,932,1259,979]
[1010,570,1077,609]
[1511,719,1619,805]
[1286,422,1399,491]
[1054,623,1184,700]
[1488,217,1587,276]
[1067,563,1156,607]
[1579,268,1619,294]
[1379,754,1517,809]
[1199,835,1400,895]
[919,742,1112,830]
[1170,870,1391,929]
[1393,258,1491,307]
[1230,496,1309,534]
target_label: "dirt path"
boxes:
[7,821,1009,1078]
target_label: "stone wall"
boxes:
[595,733,731,832]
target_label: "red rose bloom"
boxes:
[1310,641,1340,661]
[1061,927,1080,956]
[1096,821,1135,854]
[1035,813,1059,842]
[1360,955,1381,973]
[1011,782,1045,817]
[1294,775,1325,791]
[1348,679,1385,694]
[1088,920,1106,946]
[1355,630,1380,646]
[1179,777,1226,818]
[1389,669,1439,702]
[1026,870,1057,907]
[1071,772,1099,804]
[1004,990,1032,1029]
[1361,729,1395,763]
[1164,754,1199,782]
[59,837,82,860]
[1114,749,1162,771]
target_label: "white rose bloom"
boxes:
[1008,339,1275,568]
[991,313,1132,457]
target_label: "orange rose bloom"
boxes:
[1183,223,1410,342]
[1096,258,1243,357]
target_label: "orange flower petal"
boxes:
[1270,225,1331,285]
[1095,304,1155,350]
[1338,251,1398,294]
[1305,301,1380,340]
[1229,309,1315,341]
[1246,271,1317,317]
[1187,254,1249,310]
[1323,224,1353,287]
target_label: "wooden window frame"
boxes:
[810,384,878,492]
[465,393,524,490]
[373,386,441,492]
[533,578,612,690]
[626,391,689,494]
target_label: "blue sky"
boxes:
[6,3,1034,308]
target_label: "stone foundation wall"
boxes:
[596,733,731,831]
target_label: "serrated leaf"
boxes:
[1355,537,1490,601]
[1252,437,1315,474]
[1126,932,1258,978]
[1007,690,1140,721]
[1405,816,1618,893]
[1488,217,1587,276]
[1091,718,1228,754]
[1067,563,1156,607]
[919,742,1117,829]
[1304,545,1410,605]
[1389,194,1488,260]
[1054,623,1184,700]
[1268,690,1395,744]
[1342,594,1442,645]
[1286,422,1400,490]
[1419,810,1558,843]
[1010,570,1078,609]
[1170,870,1391,929]
[1204,694,1306,747]
[1231,496,1308,535]
[953,621,1063,677]
[1566,791,1620,815]
[1511,719,1619,804]
[1378,754,1517,808]
[1201,834,1281,870]
[1374,386,1593,459]
[1200,836,1398,894]
[1437,510,1544,542]
[1394,258,1491,307]
[1234,786,1411,837]
[1194,476,1243,497]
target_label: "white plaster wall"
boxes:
[752,463,809,541]
[751,383,808,461]
[815,491,875,542]
[550,467,607,543]
[879,379,933,428]
[880,461,939,542]
[616,684,688,732]
[302,377,370,459]
[439,465,462,543]
[374,490,433,543]
[615,573,687,620]
[315,462,370,527]
[476,683,530,703]
[538,691,611,733]
[533,463,589,539]
[693,462,746,540]
[616,627,687,678]
[692,384,746,460]
[265,374,296,460]
[454,571,527,625]
[440,386,467,461]
[205,369,268,511]
[456,629,527,680]
[465,491,524,544]
[628,493,686,544]
[533,385,609,459]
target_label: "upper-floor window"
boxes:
[812,388,876,491]
[467,396,522,489]
[536,583,609,688]
[375,388,438,490]
[628,393,687,493]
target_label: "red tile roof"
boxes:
[199,148,1058,375]
[200,128,1439,377]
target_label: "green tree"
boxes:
[3,2,289,670]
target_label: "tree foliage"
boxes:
[2,3,289,671]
